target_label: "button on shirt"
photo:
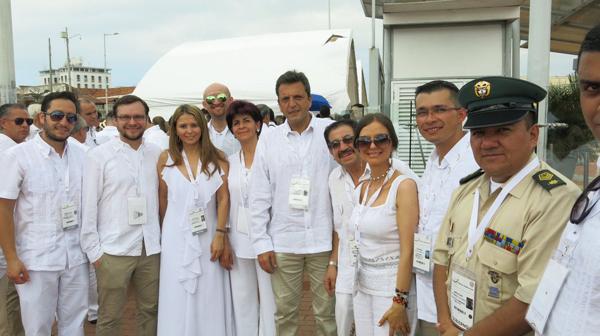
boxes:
[416,133,478,323]
[208,120,240,157]
[80,138,162,263]
[249,116,336,255]
[0,134,87,272]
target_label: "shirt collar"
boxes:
[208,120,230,136]
[111,137,146,153]
[283,113,315,136]
[33,133,69,158]
[430,132,471,168]
[482,153,539,199]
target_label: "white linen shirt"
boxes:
[84,128,99,148]
[0,134,19,277]
[228,150,256,259]
[0,134,87,272]
[249,117,336,255]
[143,125,169,151]
[80,138,162,263]
[416,132,478,323]
[208,120,240,156]
[95,126,119,145]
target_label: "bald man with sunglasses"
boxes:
[202,83,240,156]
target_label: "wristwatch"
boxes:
[328,260,338,268]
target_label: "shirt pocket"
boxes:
[477,242,518,303]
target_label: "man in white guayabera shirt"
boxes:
[81,95,162,336]
[527,23,600,336]
[413,80,478,336]
[0,91,89,336]
[250,70,337,335]
[202,82,240,156]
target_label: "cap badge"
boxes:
[474,81,491,98]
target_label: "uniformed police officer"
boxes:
[432,76,580,336]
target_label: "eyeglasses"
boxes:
[355,134,392,151]
[116,115,146,122]
[204,93,228,105]
[45,111,78,124]
[415,106,461,119]
[5,118,34,126]
[327,135,355,150]
[570,175,600,224]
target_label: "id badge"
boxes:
[189,208,207,235]
[289,177,310,210]
[450,266,476,330]
[236,206,249,235]
[61,202,78,230]
[128,197,147,225]
[413,233,432,274]
[349,238,359,267]
[526,259,569,334]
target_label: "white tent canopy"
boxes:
[134,29,359,119]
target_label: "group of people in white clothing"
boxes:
[1,23,600,336]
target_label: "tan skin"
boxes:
[323,124,365,296]
[578,51,600,139]
[202,83,233,133]
[257,81,313,274]
[0,99,77,283]
[357,121,418,336]
[434,118,539,336]
[157,113,230,266]
[0,107,31,144]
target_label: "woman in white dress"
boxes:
[351,113,419,336]
[156,104,234,336]
[226,100,276,336]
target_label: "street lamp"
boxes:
[103,32,119,114]
[60,27,81,91]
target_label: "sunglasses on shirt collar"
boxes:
[204,93,228,105]
[45,111,78,124]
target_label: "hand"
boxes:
[257,251,277,273]
[441,327,462,336]
[93,255,103,269]
[437,318,459,335]
[323,264,337,296]
[378,303,410,336]
[210,233,225,262]
[219,235,234,270]
[6,258,29,284]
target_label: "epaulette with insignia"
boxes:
[460,169,484,185]
[532,169,566,191]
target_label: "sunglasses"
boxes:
[45,111,78,124]
[570,175,600,224]
[327,135,355,150]
[5,118,34,126]
[355,134,392,151]
[204,93,228,105]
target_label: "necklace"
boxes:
[370,165,391,182]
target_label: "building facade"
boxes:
[39,57,112,90]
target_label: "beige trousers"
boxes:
[0,274,24,336]
[271,252,336,336]
[95,249,160,336]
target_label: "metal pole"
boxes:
[48,38,53,92]
[0,0,17,104]
[371,0,376,48]
[103,32,118,115]
[527,0,551,161]
[328,0,331,29]
[60,27,73,91]
[511,18,520,78]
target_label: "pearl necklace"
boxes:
[370,165,391,182]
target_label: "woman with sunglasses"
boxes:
[156,104,234,335]
[225,100,276,336]
[351,113,418,336]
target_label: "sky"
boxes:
[9,0,577,88]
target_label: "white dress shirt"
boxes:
[84,128,99,148]
[416,132,478,323]
[0,133,17,153]
[95,126,119,145]
[208,120,240,156]
[143,125,169,151]
[80,138,162,263]
[26,124,40,141]
[0,134,87,272]
[249,116,336,255]
[228,150,256,259]
[68,137,90,153]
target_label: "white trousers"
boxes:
[88,266,98,321]
[336,292,354,336]
[353,290,416,336]
[229,257,276,336]
[16,264,89,336]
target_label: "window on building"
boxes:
[99,76,102,83]
[77,84,81,88]
[85,84,88,88]
[91,76,95,83]
[84,75,88,82]
[44,78,47,84]
[54,78,58,84]
[77,74,80,81]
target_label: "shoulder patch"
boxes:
[460,169,484,185]
[532,169,566,191]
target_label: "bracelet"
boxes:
[216,228,228,234]
[392,295,408,307]
[328,260,338,268]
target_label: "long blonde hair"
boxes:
[167,104,226,177]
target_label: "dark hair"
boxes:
[319,105,331,118]
[415,80,461,106]
[41,91,79,114]
[112,95,149,117]
[355,113,399,150]
[577,24,600,71]
[226,100,262,136]
[0,103,27,119]
[152,116,168,133]
[324,119,357,143]
[105,112,115,121]
[275,70,311,97]
[256,104,273,119]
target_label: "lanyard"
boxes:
[123,146,144,196]
[182,150,202,203]
[61,147,70,195]
[354,168,394,243]
[239,150,251,208]
[466,158,539,259]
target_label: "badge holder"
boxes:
[289,176,310,211]
[189,207,207,235]
[450,265,477,331]
[61,202,78,230]
[128,196,147,226]
[413,233,432,274]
